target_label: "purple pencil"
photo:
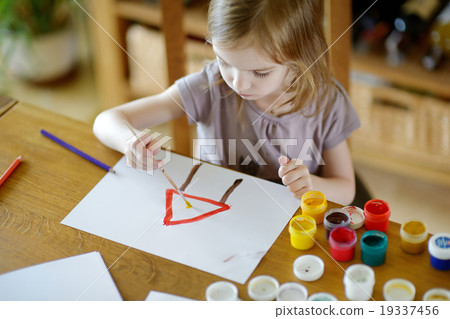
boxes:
[40,129,115,173]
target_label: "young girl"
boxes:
[93,0,360,205]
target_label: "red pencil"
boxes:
[0,155,22,187]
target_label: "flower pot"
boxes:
[1,26,77,82]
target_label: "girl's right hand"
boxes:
[278,155,313,198]
[125,128,164,172]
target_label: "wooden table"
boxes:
[0,101,448,301]
[0,95,17,117]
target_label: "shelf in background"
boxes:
[116,0,208,39]
[352,51,450,99]
[352,149,450,188]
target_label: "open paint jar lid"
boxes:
[276,282,308,301]
[247,275,279,301]
[293,255,324,282]
[422,288,450,301]
[206,281,239,301]
[308,292,338,301]
[342,206,365,229]
[383,278,416,301]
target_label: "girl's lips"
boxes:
[238,93,252,98]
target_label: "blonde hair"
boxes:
[207,0,337,117]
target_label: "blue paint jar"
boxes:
[360,230,388,266]
[428,233,450,271]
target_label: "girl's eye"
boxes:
[253,71,270,78]
[217,56,270,78]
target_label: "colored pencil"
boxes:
[40,129,116,173]
[0,155,22,187]
[123,121,193,209]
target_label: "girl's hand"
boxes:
[278,155,313,198]
[125,128,164,172]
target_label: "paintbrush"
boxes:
[123,121,193,209]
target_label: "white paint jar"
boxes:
[206,281,239,301]
[276,282,308,301]
[383,278,416,301]
[343,264,375,301]
[247,275,279,301]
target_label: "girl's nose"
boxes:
[232,71,250,93]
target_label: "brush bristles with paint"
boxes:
[160,168,192,209]
[123,121,193,209]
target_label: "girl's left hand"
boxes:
[278,155,313,198]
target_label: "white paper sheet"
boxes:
[145,291,194,301]
[0,252,122,301]
[62,153,300,284]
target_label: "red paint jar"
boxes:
[329,227,357,261]
[363,199,391,232]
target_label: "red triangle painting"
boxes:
[163,189,231,226]
[162,164,242,226]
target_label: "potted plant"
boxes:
[0,0,78,83]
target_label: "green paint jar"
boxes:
[360,230,388,266]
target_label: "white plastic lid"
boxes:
[343,206,365,229]
[308,292,338,301]
[293,255,324,282]
[383,278,416,301]
[206,281,238,301]
[428,233,450,260]
[247,275,279,301]
[343,264,375,285]
[422,288,450,301]
[276,282,308,301]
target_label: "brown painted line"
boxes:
[219,179,243,203]
[179,163,202,192]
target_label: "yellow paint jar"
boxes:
[301,191,327,224]
[288,215,317,250]
[400,220,428,254]
[422,288,450,301]
[383,278,416,301]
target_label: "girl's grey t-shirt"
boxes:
[176,62,360,183]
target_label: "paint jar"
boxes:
[422,288,450,301]
[206,281,239,301]
[428,233,450,271]
[343,264,375,301]
[383,278,416,301]
[293,255,324,282]
[400,220,428,254]
[329,227,357,262]
[288,215,317,250]
[247,275,279,301]
[301,191,327,224]
[307,292,338,301]
[363,199,391,232]
[324,208,351,240]
[360,230,388,266]
[276,282,308,301]
[342,205,365,230]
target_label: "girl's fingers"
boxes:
[287,177,313,197]
[281,167,307,186]
[278,155,289,166]
[126,142,161,171]
[278,156,304,178]
[278,156,312,198]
